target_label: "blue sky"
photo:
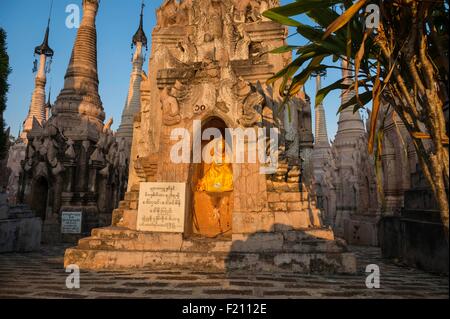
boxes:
[0,0,356,140]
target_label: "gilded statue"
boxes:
[197,138,233,193]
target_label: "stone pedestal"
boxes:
[65,226,355,273]
[65,184,356,274]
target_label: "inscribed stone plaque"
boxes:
[137,182,186,233]
[61,212,82,234]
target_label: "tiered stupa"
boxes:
[65,0,356,273]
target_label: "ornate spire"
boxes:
[21,3,54,141]
[132,1,147,49]
[335,58,365,142]
[51,0,105,139]
[117,1,147,153]
[313,70,330,147]
[34,12,54,58]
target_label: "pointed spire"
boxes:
[52,0,104,139]
[117,2,147,152]
[35,0,54,57]
[313,71,330,147]
[132,1,147,49]
[21,1,54,141]
[335,58,365,142]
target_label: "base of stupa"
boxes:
[64,227,356,273]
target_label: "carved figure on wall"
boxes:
[236,78,265,127]
[160,87,182,126]
[234,24,251,60]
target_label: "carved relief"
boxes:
[160,87,182,126]
[236,78,265,127]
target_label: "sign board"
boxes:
[61,211,82,234]
[137,182,187,233]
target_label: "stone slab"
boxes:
[137,182,187,233]
[64,248,356,274]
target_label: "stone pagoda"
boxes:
[21,16,54,141]
[5,13,55,205]
[318,59,379,245]
[20,0,126,243]
[65,0,356,273]
[311,71,331,216]
[117,3,148,159]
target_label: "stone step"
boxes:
[130,184,140,192]
[64,247,356,273]
[231,232,346,253]
[267,192,309,203]
[91,227,140,239]
[80,228,342,254]
[117,199,138,210]
[118,201,130,209]
[77,236,233,253]
[113,210,137,229]
[283,228,335,241]
[111,209,123,227]
[77,235,341,254]
[124,192,140,201]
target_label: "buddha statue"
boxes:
[197,138,233,193]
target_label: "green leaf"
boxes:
[288,55,326,95]
[307,8,340,34]
[270,45,299,54]
[315,77,352,106]
[323,0,368,40]
[262,10,301,27]
[267,50,322,85]
[266,0,342,17]
[337,90,372,114]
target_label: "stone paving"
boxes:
[0,245,447,299]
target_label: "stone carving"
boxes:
[176,36,198,63]
[236,78,265,127]
[233,24,251,60]
[232,0,276,23]
[156,0,189,29]
[160,87,182,126]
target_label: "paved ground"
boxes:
[0,245,447,299]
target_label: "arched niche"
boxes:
[188,116,233,239]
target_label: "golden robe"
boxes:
[197,139,233,193]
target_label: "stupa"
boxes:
[65,0,356,273]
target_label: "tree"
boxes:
[264,0,449,240]
[0,28,11,160]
